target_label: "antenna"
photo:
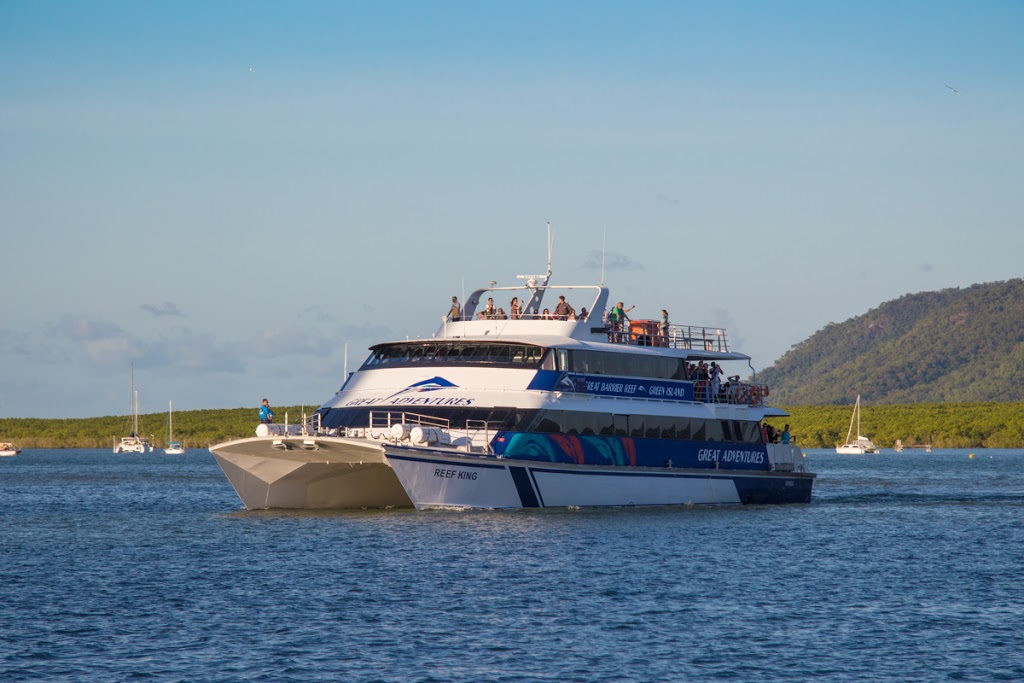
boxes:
[343,342,348,379]
[600,229,606,286]
[546,221,553,278]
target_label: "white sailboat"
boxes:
[164,400,185,454]
[835,395,879,454]
[0,400,19,456]
[113,364,153,454]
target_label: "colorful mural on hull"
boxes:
[493,432,769,471]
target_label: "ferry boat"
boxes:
[210,255,814,510]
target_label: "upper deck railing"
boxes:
[607,320,730,352]
[442,313,731,353]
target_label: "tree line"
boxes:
[4,402,1023,449]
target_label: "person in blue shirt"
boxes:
[781,424,791,444]
[259,398,275,424]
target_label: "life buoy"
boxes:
[749,386,760,405]
[763,387,770,397]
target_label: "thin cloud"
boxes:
[140,331,244,374]
[581,250,645,272]
[44,316,241,372]
[656,193,681,206]
[141,301,184,317]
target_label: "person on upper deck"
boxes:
[447,296,461,322]
[541,308,552,320]
[554,295,574,320]
[509,297,522,320]
[608,302,633,341]
[483,298,496,319]
[660,310,669,344]
[781,424,791,444]
[495,308,508,320]
[578,307,589,321]
[709,361,723,401]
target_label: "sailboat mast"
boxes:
[130,363,138,436]
[845,395,858,444]
[856,396,861,439]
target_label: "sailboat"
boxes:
[113,364,153,454]
[835,395,879,454]
[0,400,19,456]
[164,400,185,454]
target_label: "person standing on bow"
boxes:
[259,398,275,424]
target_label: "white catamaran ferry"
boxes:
[210,255,814,510]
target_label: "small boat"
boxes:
[0,400,19,455]
[836,395,879,454]
[113,364,153,454]
[164,400,186,455]
[210,235,814,510]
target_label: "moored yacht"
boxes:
[210,252,814,510]
[113,365,153,454]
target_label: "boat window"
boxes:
[556,349,570,372]
[613,415,628,437]
[567,349,686,381]
[360,342,546,370]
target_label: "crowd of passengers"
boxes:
[446,296,667,338]
[763,423,792,444]
[448,295,589,322]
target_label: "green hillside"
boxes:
[759,278,1024,405]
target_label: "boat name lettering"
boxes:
[345,397,475,407]
[697,449,765,464]
[580,377,689,399]
[434,468,478,481]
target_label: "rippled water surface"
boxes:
[3,449,1023,682]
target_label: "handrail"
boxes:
[369,410,451,431]
[606,320,730,352]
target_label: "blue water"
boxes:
[2,449,1023,682]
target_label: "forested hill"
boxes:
[759,278,1024,405]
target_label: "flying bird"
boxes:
[945,84,960,95]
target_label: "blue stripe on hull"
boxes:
[509,466,540,507]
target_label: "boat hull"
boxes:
[209,436,412,510]
[835,445,879,454]
[385,447,815,510]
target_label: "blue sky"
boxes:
[2,1,1022,418]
